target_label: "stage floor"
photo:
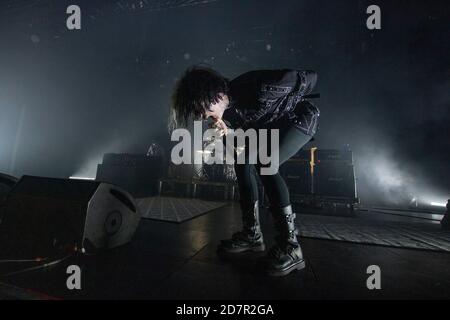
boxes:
[1,202,450,300]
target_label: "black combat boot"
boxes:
[218,201,266,253]
[265,205,305,276]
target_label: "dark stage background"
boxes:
[0,0,449,206]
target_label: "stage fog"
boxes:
[0,0,449,206]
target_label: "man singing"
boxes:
[170,66,319,276]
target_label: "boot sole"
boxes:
[266,259,306,277]
[218,243,266,254]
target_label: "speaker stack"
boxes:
[0,176,141,259]
[313,149,357,199]
[280,150,312,195]
[280,149,358,215]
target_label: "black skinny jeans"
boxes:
[234,119,312,211]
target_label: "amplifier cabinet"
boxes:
[96,153,164,197]
[281,149,358,202]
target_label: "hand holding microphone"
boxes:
[209,117,228,137]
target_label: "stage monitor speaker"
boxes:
[0,176,140,258]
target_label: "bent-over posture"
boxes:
[171,67,320,276]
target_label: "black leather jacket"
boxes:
[223,69,320,136]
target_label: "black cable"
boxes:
[0,254,73,278]
[0,258,48,263]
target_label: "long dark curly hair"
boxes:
[170,66,229,130]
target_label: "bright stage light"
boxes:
[69,176,95,180]
[430,202,446,207]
